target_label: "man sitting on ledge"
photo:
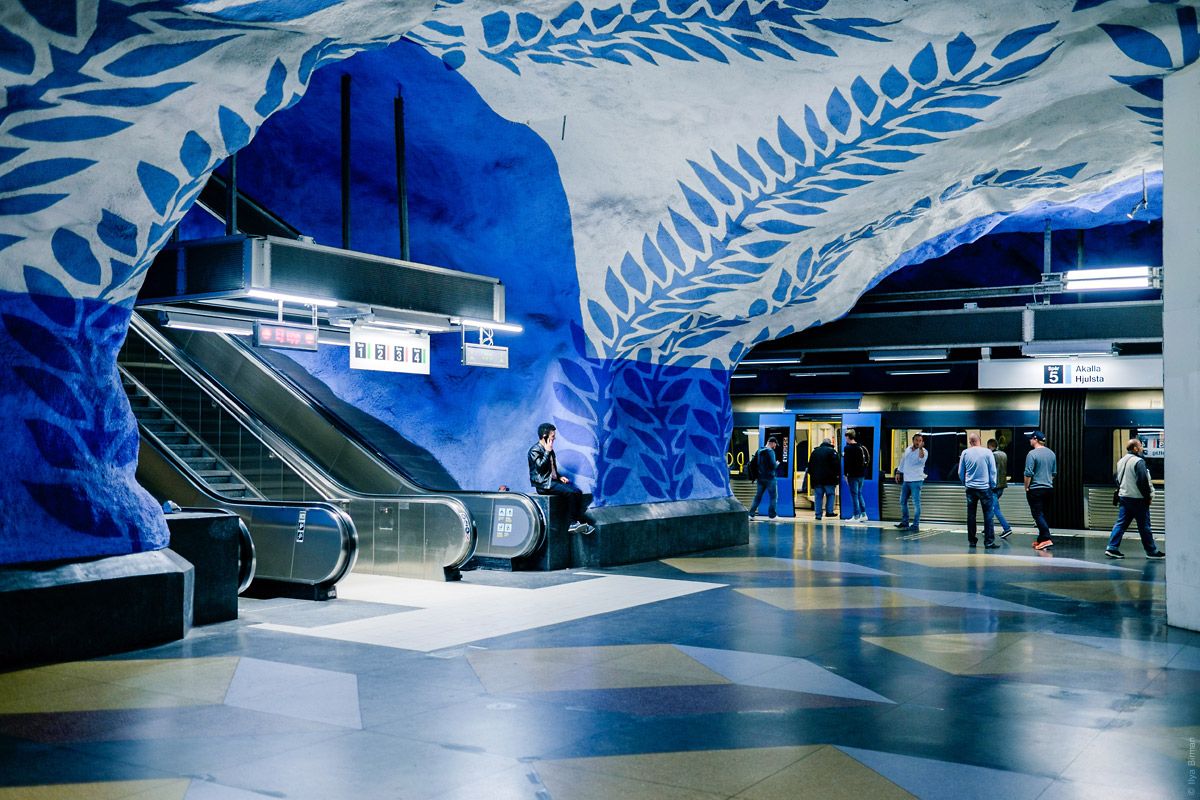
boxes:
[528,422,595,535]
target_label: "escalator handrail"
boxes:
[128,315,475,571]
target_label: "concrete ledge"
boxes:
[166,510,242,625]
[575,497,749,568]
[0,550,193,670]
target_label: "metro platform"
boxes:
[0,521,1190,800]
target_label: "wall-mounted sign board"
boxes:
[350,325,430,374]
[255,321,318,351]
[463,342,509,369]
[978,356,1162,390]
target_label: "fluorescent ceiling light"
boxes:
[790,371,849,377]
[164,318,253,336]
[868,348,948,362]
[1064,267,1151,281]
[247,288,339,307]
[1021,340,1115,357]
[886,368,951,376]
[453,316,524,334]
[731,374,757,379]
[741,358,803,366]
[1064,277,1152,291]
[361,318,449,333]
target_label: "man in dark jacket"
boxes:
[1105,438,1165,559]
[808,437,840,521]
[843,429,870,522]
[749,437,779,519]
[528,422,594,535]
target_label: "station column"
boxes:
[1163,63,1200,632]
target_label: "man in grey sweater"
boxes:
[1023,431,1056,550]
[959,433,999,548]
[1106,439,1166,560]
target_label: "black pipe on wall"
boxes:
[226,153,238,236]
[341,73,351,250]
[394,89,410,262]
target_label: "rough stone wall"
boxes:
[0,0,1193,563]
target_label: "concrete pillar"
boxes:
[1163,64,1200,632]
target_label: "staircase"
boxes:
[123,374,260,500]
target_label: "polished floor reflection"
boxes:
[0,521,1191,799]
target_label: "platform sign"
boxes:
[254,321,318,351]
[350,325,430,375]
[463,342,509,369]
[978,356,1162,390]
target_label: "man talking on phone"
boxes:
[529,422,595,535]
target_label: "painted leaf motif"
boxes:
[679,183,717,226]
[587,299,614,339]
[657,224,684,269]
[850,76,879,116]
[639,475,665,499]
[756,138,786,176]
[776,117,807,162]
[137,162,180,216]
[879,65,908,98]
[901,111,980,132]
[97,209,138,257]
[219,106,252,152]
[23,482,120,536]
[619,252,647,294]
[689,160,735,205]
[678,474,694,498]
[804,105,828,150]
[26,420,86,471]
[553,381,596,420]
[669,209,704,253]
[993,22,1058,59]
[559,358,595,394]
[603,465,631,496]
[639,454,666,482]
[605,267,630,314]
[62,83,192,107]
[712,152,751,191]
[9,117,132,142]
[0,24,35,75]
[105,36,239,78]
[0,158,95,194]
[616,398,655,424]
[552,417,598,450]
[987,46,1059,83]
[945,32,976,75]
[736,146,767,185]
[15,366,87,421]
[51,229,101,285]
[826,88,853,134]
[688,434,720,457]
[23,266,76,326]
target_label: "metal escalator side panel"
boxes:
[347,495,474,581]
[460,494,545,561]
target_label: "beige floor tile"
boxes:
[468,645,729,693]
[551,746,821,796]
[737,586,933,611]
[0,780,188,800]
[736,746,916,799]
[862,632,1030,675]
[967,634,1161,675]
[537,762,728,800]
[662,557,799,574]
[0,681,199,714]
[1011,580,1165,603]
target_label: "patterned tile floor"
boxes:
[0,521,1193,799]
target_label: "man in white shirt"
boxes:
[894,433,927,532]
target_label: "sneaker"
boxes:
[999,529,1013,539]
[1033,539,1054,550]
[814,516,822,521]
[985,542,1001,549]
[907,524,920,532]
[968,541,977,548]
[1146,550,1166,560]
[568,522,595,536]
[895,522,909,529]
[1104,549,1125,559]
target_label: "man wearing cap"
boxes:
[1023,430,1056,550]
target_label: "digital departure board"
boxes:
[254,321,319,351]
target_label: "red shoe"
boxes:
[1032,539,1054,550]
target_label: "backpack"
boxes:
[747,450,760,481]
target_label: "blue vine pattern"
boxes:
[408,0,896,74]
[584,23,1064,371]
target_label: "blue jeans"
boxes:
[990,487,1011,531]
[1108,497,1156,553]
[965,486,995,545]
[751,478,778,518]
[899,480,923,526]
[814,484,837,519]
[848,476,866,517]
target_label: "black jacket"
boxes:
[808,442,841,485]
[843,442,870,478]
[528,442,559,491]
[755,446,778,483]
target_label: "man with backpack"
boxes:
[749,437,779,519]
[843,429,871,522]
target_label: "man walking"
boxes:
[959,433,999,549]
[1023,430,1056,550]
[895,433,928,532]
[750,437,779,519]
[987,438,1014,539]
[808,437,840,521]
[1106,439,1166,560]
[843,429,871,522]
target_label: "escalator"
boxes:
[120,317,476,588]
[145,316,547,571]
